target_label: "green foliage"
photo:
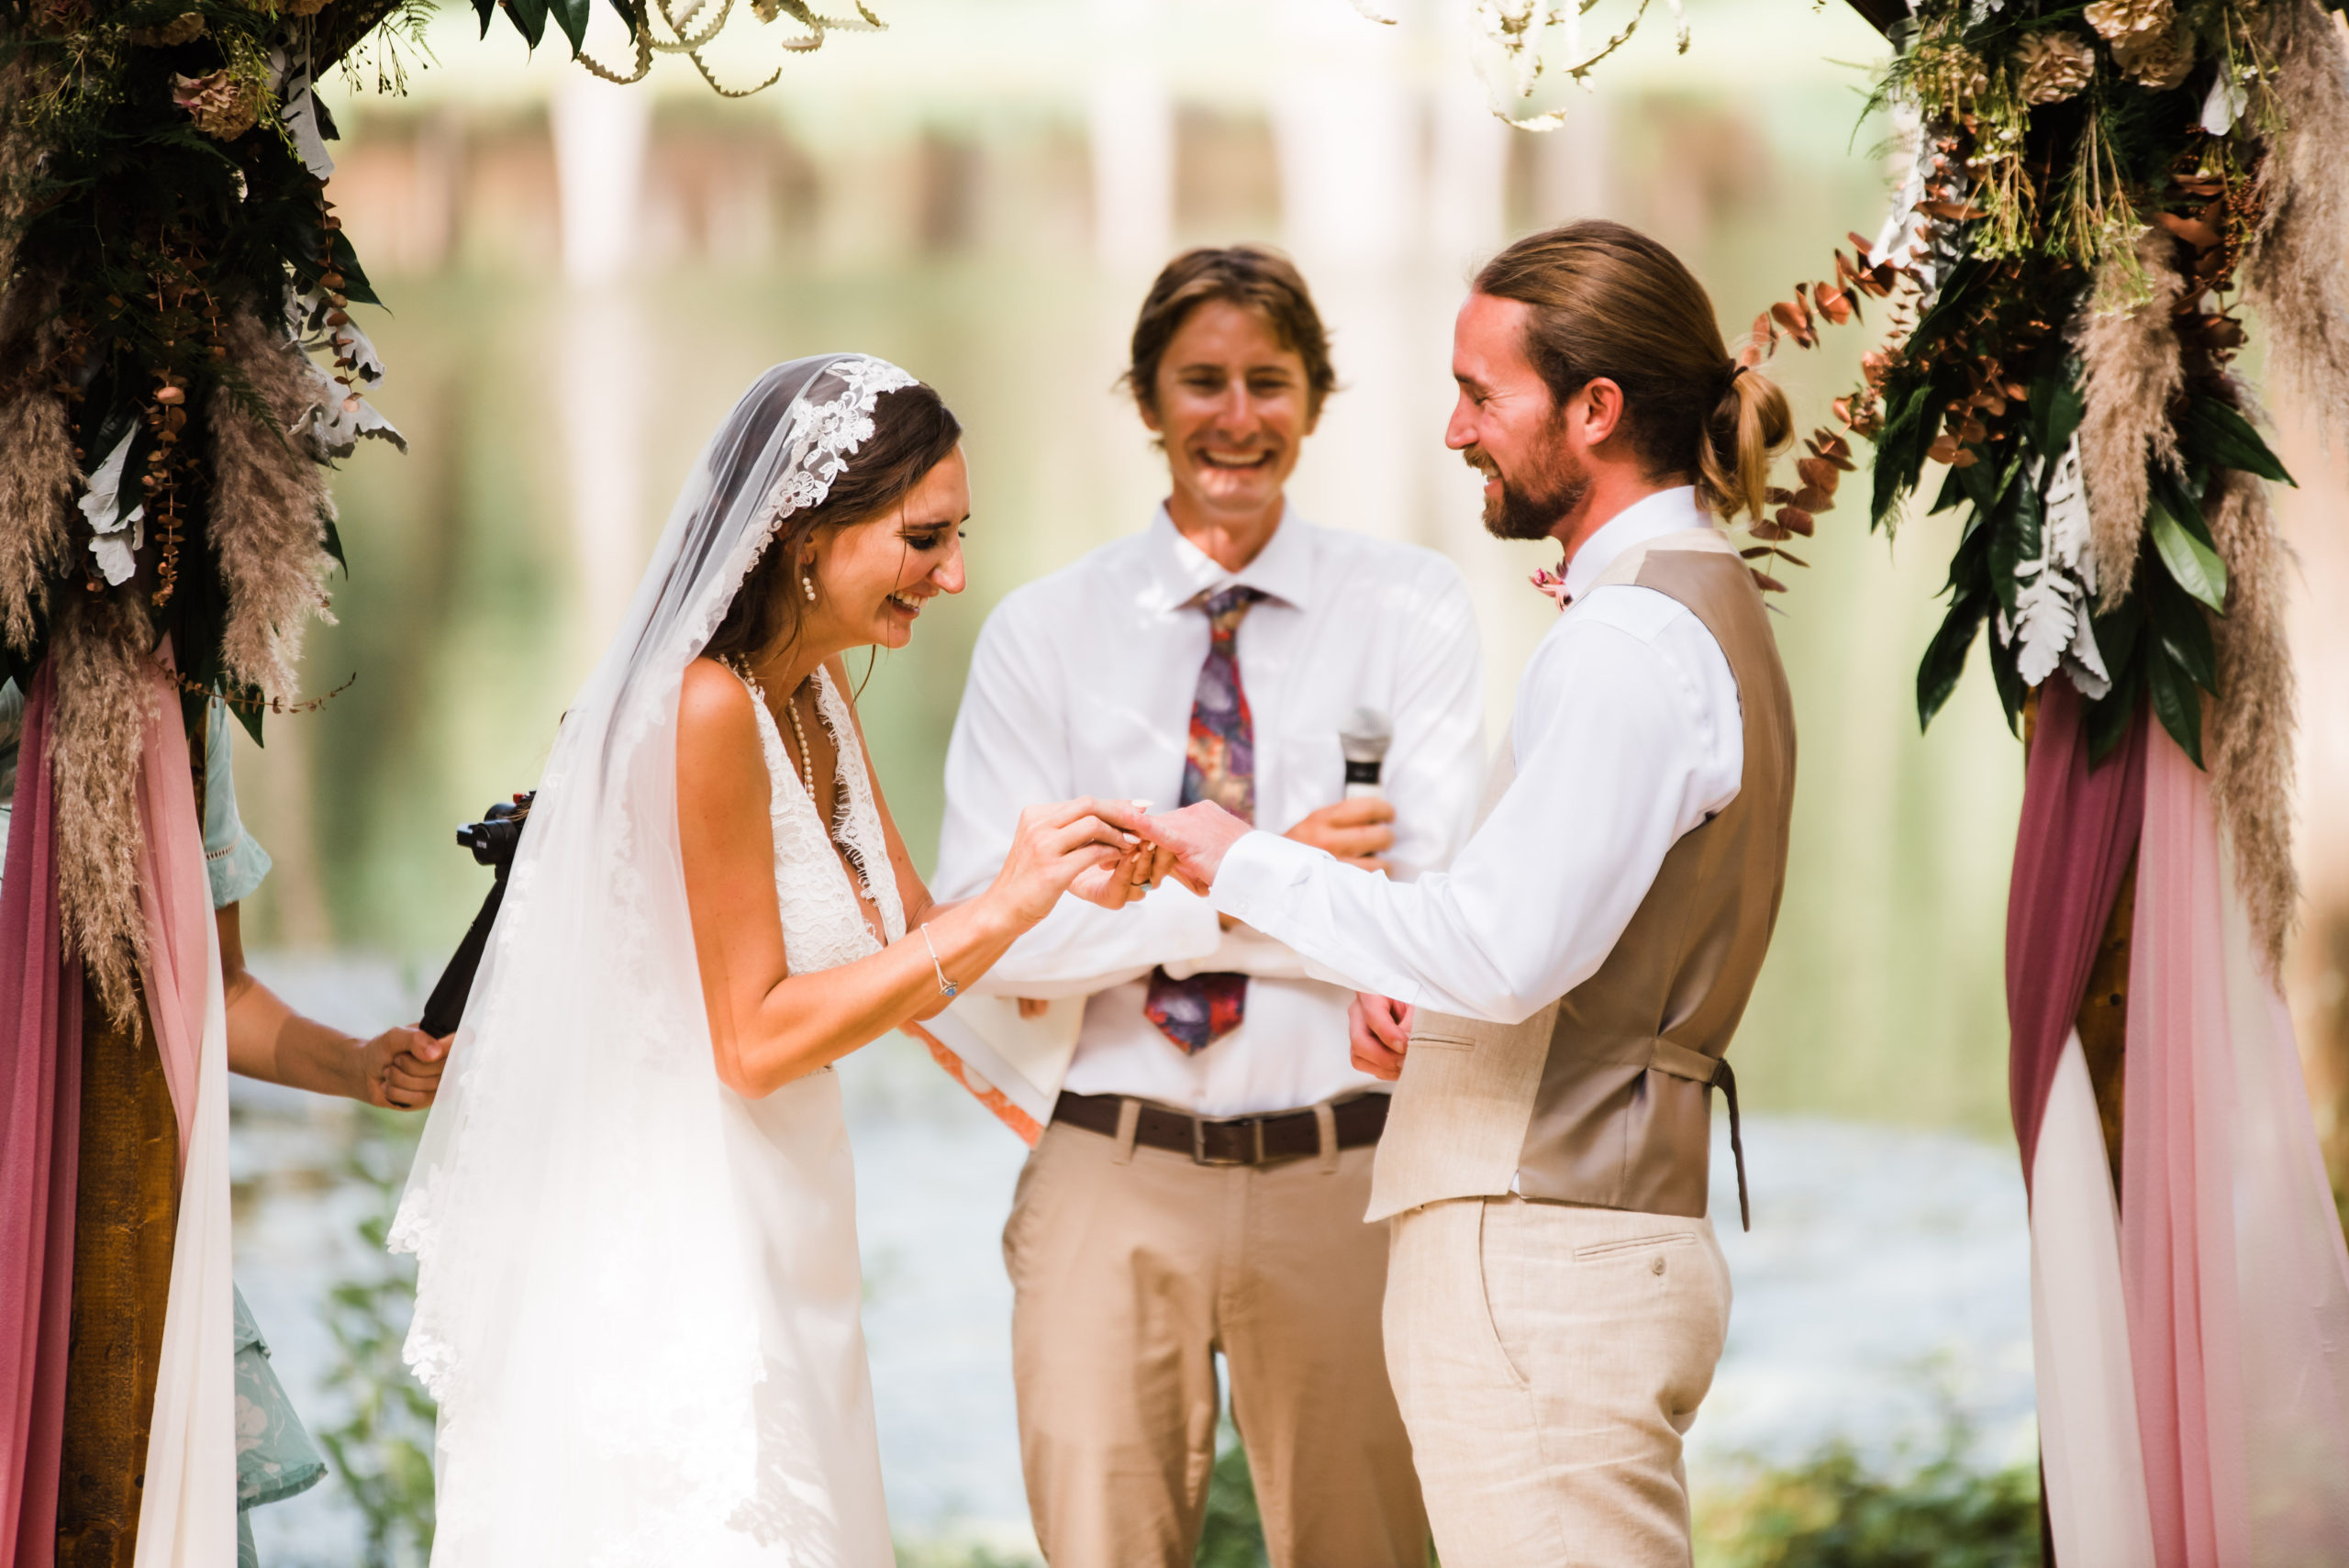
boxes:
[1698,1433,2040,1568]
[1196,1427,1268,1568]
[314,1107,437,1568]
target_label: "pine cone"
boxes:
[172,71,263,141]
[2082,0,2175,41]
[128,11,206,44]
[2014,29,2096,106]
[2112,26,2194,90]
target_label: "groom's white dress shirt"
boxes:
[1211,486,1745,1026]
[934,506,1484,1118]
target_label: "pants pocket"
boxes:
[1474,1202,1534,1393]
[1571,1231,1699,1265]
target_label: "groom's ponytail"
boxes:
[1475,220,1790,525]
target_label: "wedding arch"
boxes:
[5,0,2348,1561]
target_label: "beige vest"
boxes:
[1365,528,1796,1225]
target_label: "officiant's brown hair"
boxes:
[1125,246,1337,417]
[1475,220,1791,524]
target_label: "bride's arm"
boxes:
[818,656,1151,1022]
[678,661,1130,1097]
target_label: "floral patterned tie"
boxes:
[1144,585,1264,1053]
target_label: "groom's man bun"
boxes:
[1124,246,1337,417]
[1475,219,1792,524]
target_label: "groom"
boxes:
[1119,219,1798,1567]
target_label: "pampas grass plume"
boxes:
[0,276,82,651]
[2204,466,2299,974]
[49,594,158,1022]
[2246,0,2349,439]
[208,305,339,699]
[2072,228,2184,606]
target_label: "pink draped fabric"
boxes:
[0,661,84,1566]
[2123,728,2349,1566]
[132,660,212,1174]
[2125,729,2256,1567]
[2005,677,2147,1187]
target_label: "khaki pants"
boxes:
[1384,1197,1732,1568]
[1003,1115,1428,1568]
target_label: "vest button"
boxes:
[1651,1255,1667,1276]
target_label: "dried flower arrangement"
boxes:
[1755,0,2349,970]
[0,0,883,1008]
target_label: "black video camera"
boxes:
[456,794,534,870]
[419,791,536,1040]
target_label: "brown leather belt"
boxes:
[1052,1090,1390,1167]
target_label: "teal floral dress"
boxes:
[200,704,328,1567]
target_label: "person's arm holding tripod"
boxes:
[217,904,451,1109]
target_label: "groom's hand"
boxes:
[1349,993,1413,1081]
[1098,801,1252,896]
[1286,797,1395,874]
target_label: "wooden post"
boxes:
[53,985,179,1568]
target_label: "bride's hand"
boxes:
[985,799,1138,927]
[1068,841,1174,910]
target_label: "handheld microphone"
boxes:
[1339,707,1392,800]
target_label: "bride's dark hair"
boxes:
[704,377,963,668]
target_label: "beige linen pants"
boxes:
[1003,1117,1428,1568]
[1384,1196,1732,1568]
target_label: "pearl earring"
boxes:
[802,572,817,603]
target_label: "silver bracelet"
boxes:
[920,924,957,999]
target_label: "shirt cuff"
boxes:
[969,881,1223,996]
[1210,830,1330,935]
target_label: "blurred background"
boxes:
[220,0,2349,1562]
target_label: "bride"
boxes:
[391,355,1151,1565]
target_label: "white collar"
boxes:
[1140,502,1316,615]
[1558,486,1712,605]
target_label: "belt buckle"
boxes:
[1191,1114,1263,1167]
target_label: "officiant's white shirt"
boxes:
[1211,486,1746,1025]
[934,506,1484,1118]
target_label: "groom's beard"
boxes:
[1466,438,1590,542]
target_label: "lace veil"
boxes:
[389,354,917,1564]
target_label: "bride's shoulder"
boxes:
[678,657,763,755]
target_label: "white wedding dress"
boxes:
[391,356,924,1568]
[714,663,899,1564]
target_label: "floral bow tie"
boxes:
[1531,560,1572,611]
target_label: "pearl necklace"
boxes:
[782,681,820,805]
[729,658,827,812]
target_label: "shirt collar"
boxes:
[1557,486,1712,605]
[1141,502,1317,615]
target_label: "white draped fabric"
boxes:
[2029,1031,2155,1568]
[127,661,239,1568]
[390,355,915,1566]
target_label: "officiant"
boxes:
[932,247,1483,1567]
